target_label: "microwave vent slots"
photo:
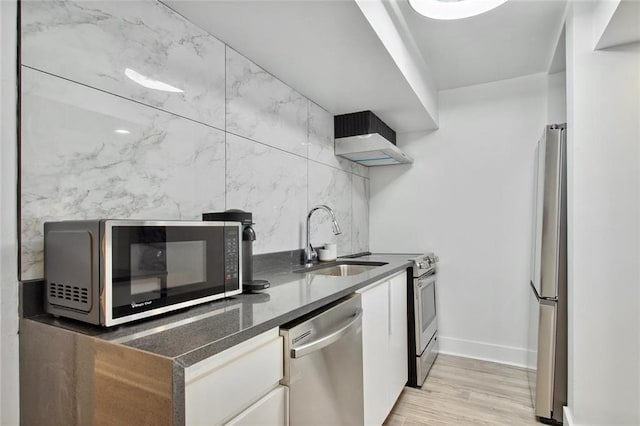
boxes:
[48,282,89,311]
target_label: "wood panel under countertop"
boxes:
[19,318,174,426]
[385,354,540,425]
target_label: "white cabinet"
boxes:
[184,328,286,425]
[226,386,288,426]
[388,272,408,408]
[183,270,408,426]
[359,279,390,425]
[358,271,408,426]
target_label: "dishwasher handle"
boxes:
[291,309,363,359]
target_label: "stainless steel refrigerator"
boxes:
[528,124,567,424]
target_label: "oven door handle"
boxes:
[417,276,436,289]
[291,309,362,359]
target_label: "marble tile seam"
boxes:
[20,64,227,135]
[20,64,367,180]
[223,131,227,212]
[222,46,368,178]
[19,75,366,180]
[306,99,311,215]
[224,129,308,163]
[218,42,334,133]
[225,128,367,180]
[308,98,334,120]
[306,98,311,164]
[224,43,316,112]
[307,156,368,179]
[224,44,228,212]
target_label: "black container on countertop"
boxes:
[203,210,269,292]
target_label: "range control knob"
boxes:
[425,255,438,265]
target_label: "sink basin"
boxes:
[296,261,388,277]
[310,264,379,277]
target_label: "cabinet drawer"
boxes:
[226,386,288,426]
[185,329,284,425]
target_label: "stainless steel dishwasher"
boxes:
[280,294,364,425]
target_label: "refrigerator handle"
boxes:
[531,280,557,304]
[530,281,541,301]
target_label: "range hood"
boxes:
[334,111,413,166]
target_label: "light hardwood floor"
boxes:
[384,354,540,425]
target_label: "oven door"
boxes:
[103,220,241,326]
[414,273,437,355]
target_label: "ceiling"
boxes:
[164,0,433,132]
[164,0,567,133]
[397,0,567,90]
[594,0,640,49]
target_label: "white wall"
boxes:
[370,73,550,367]
[548,71,567,124]
[565,3,640,425]
[0,0,20,423]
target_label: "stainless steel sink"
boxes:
[295,261,388,277]
[310,264,379,277]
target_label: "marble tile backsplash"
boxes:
[21,67,226,279]
[225,133,308,253]
[351,175,371,254]
[308,102,369,179]
[226,47,309,157]
[20,0,370,280]
[308,162,353,257]
[21,0,226,130]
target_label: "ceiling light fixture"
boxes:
[124,68,184,93]
[408,0,509,20]
[114,129,131,134]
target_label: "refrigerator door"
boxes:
[535,300,557,418]
[527,284,540,405]
[530,133,545,295]
[528,124,567,424]
[538,126,566,299]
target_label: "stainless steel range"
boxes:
[407,253,439,387]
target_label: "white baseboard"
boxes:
[438,336,535,369]
[563,406,575,425]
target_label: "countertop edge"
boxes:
[175,261,412,368]
[25,257,414,368]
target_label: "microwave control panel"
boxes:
[224,226,240,289]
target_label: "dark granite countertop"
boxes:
[27,253,416,368]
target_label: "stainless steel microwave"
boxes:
[44,220,242,326]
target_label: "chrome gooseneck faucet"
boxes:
[305,205,342,264]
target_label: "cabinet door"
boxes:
[388,272,408,407]
[185,329,283,425]
[226,386,288,426]
[358,280,390,426]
